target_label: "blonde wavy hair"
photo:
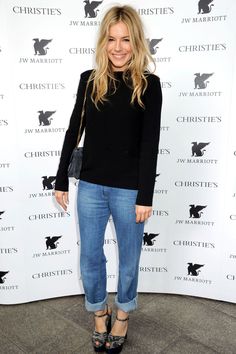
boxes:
[89,5,155,109]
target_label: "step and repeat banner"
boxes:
[0,0,235,304]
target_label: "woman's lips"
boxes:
[112,54,126,59]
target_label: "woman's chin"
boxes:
[111,63,128,71]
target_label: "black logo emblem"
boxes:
[188,263,204,276]
[192,142,210,156]
[147,38,162,55]
[143,232,159,246]
[194,73,213,89]
[33,39,52,56]
[198,0,214,14]
[45,236,62,250]
[0,211,5,219]
[84,1,103,18]
[38,111,56,126]
[189,205,207,218]
[0,271,9,283]
[42,176,56,190]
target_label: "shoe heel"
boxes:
[107,314,112,333]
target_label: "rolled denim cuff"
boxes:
[85,292,108,312]
[115,294,138,312]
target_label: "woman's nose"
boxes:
[114,40,122,51]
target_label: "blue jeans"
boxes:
[77,180,144,313]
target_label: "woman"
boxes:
[55,5,162,353]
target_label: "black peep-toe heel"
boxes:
[92,304,112,352]
[105,315,129,354]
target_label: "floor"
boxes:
[0,293,236,354]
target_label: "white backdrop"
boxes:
[0,0,235,304]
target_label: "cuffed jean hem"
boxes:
[85,292,108,312]
[115,294,138,312]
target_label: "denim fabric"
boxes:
[77,180,144,312]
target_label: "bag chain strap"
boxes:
[76,77,90,146]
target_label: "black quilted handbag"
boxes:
[68,146,84,179]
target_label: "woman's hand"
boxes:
[135,205,152,223]
[54,190,69,211]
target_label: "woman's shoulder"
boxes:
[80,69,94,81]
[144,71,161,83]
[143,72,161,94]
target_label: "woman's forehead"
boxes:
[108,21,129,36]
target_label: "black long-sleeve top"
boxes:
[55,69,162,206]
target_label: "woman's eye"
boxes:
[108,38,114,41]
[123,38,130,42]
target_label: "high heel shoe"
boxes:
[105,315,129,354]
[92,304,112,352]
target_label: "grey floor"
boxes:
[0,293,236,354]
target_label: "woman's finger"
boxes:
[135,205,152,223]
[55,191,69,211]
[64,192,69,206]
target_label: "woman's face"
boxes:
[106,21,132,71]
